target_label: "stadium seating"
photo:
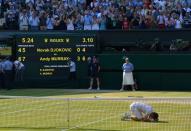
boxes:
[0,0,190,30]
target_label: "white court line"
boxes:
[0,102,67,116]
[61,113,120,131]
[1,96,191,100]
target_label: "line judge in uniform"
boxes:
[14,59,25,81]
[68,58,76,80]
[3,57,13,90]
[67,58,77,88]
[120,57,135,91]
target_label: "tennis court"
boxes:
[0,89,190,131]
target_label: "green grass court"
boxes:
[0,89,191,131]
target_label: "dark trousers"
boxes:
[68,72,77,88]
[0,72,5,89]
[5,70,13,90]
[15,67,25,81]
[68,72,76,80]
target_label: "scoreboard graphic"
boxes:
[16,33,97,80]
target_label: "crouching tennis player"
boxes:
[121,102,159,122]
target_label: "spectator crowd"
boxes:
[0,0,191,31]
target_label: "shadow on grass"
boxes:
[1,88,190,97]
[0,127,65,130]
[131,120,169,124]
[73,128,119,131]
[0,127,119,131]
[0,88,118,97]
[157,121,169,123]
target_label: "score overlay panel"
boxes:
[16,34,96,80]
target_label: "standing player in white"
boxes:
[121,102,159,122]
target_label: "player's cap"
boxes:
[125,57,129,61]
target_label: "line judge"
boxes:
[120,57,135,91]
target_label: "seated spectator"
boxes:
[29,11,40,31]
[53,15,61,30]
[90,0,99,9]
[139,15,147,29]
[165,15,175,29]
[83,11,92,30]
[182,4,191,17]
[19,9,29,31]
[109,16,119,29]
[66,15,75,30]
[92,15,100,30]
[0,0,190,30]
[158,0,166,10]
[0,0,1,8]
[130,13,140,29]
[157,11,165,29]
[59,15,67,30]
[39,12,47,31]
[174,14,183,29]
[75,13,84,30]
[145,11,155,29]
[118,14,123,29]
[36,0,44,12]
[26,0,35,5]
[78,0,86,10]
[99,14,106,30]
[46,14,54,30]
[183,12,191,28]
[122,16,130,30]
[5,11,18,30]
[141,4,149,17]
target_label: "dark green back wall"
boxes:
[1,31,191,90]
[98,54,191,90]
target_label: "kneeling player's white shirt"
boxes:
[130,102,153,119]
